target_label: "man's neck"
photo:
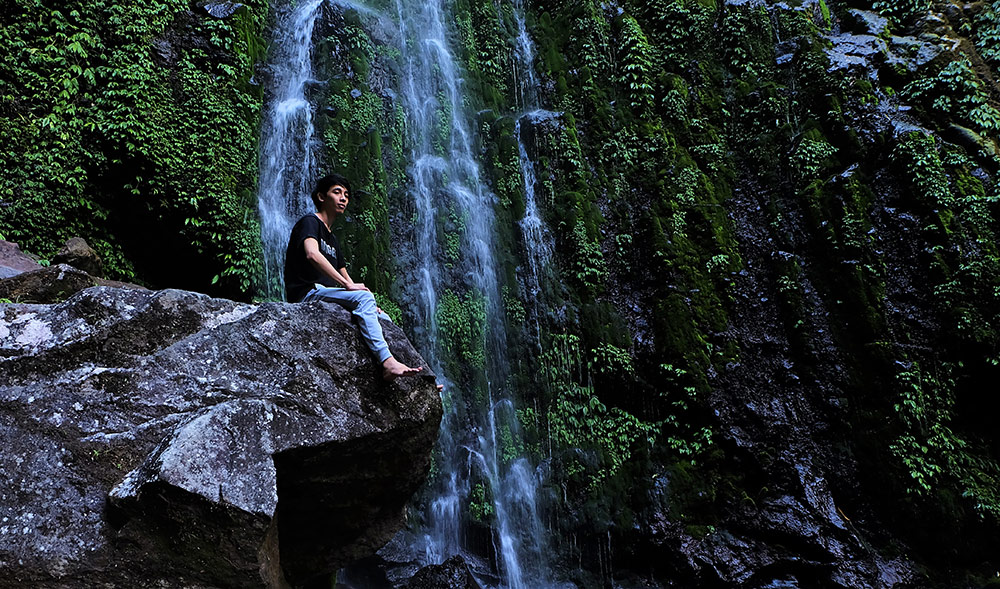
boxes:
[314,210,335,231]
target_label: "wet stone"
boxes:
[201,2,244,19]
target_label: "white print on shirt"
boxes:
[320,238,338,261]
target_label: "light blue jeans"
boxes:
[302,285,393,363]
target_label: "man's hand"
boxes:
[346,282,369,291]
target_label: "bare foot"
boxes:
[382,356,422,381]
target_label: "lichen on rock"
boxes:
[0,279,442,587]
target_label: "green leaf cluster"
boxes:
[0,0,268,297]
[903,58,1000,135]
[974,1,1000,65]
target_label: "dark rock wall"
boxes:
[332,0,998,586]
[509,1,1000,587]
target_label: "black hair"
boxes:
[311,174,352,209]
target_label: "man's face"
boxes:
[323,184,349,215]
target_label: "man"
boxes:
[284,174,422,381]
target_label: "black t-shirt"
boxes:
[284,214,346,302]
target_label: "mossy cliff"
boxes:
[371,0,1000,585]
[4,0,1000,586]
[0,1,268,298]
[514,0,1000,585]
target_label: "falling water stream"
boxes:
[393,0,548,585]
[257,0,551,586]
[256,0,325,300]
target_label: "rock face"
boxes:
[0,284,442,587]
[51,237,104,278]
[0,264,111,304]
[0,240,42,279]
[402,556,482,589]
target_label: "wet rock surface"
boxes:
[402,556,483,589]
[628,178,922,589]
[0,285,442,587]
[200,2,245,20]
[0,264,146,304]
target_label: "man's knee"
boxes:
[353,290,376,309]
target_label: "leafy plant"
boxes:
[873,0,930,26]
[890,360,1000,519]
[0,1,268,296]
[903,59,1000,134]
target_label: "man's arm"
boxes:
[303,237,367,291]
[337,266,370,291]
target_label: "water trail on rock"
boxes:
[511,0,557,353]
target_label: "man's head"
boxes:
[311,174,352,210]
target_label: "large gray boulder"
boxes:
[0,285,442,587]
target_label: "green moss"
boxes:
[436,288,488,378]
[316,23,398,295]
[469,482,495,523]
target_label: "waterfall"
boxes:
[511,0,558,352]
[256,0,550,585]
[515,112,558,350]
[392,0,549,586]
[512,0,540,111]
[256,0,326,300]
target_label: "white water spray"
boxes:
[256,0,325,299]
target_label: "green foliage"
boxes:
[720,3,774,80]
[374,292,403,326]
[791,133,838,183]
[520,0,1000,579]
[635,0,717,68]
[892,132,952,210]
[452,0,513,111]
[890,361,1000,518]
[616,15,654,114]
[549,383,659,490]
[437,288,488,374]
[568,219,607,292]
[316,16,398,295]
[975,1,1000,65]
[502,285,526,327]
[817,0,831,28]
[469,482,495,523]
[903,59,1000,134]
[656,364,714,459]
[542,335,661,492]
[0,1,268,296]
[588,343,634,376]
[873,0,929,26]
